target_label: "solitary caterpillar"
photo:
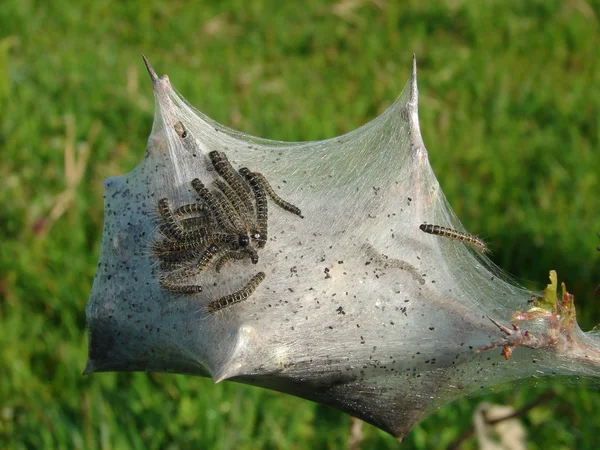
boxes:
[207,271,266,312]
[174,121,188,138]
[419,223,488,253]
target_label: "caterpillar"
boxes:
[158,245,220,293]
[214,179,256,230]
[177,217,211,234]
[172,244,220,279]
[239,168,268,247]
[191,178,245,235]
[212,188,249,246]
[174,203,206,218]
[157,198,207,241]
[174,121,188,138]
[159,258,194,272]
[215,247,259,273]
[159,276,202,295]
[207,271,266,312]
[152,232,237,256]
[419,223,488,253]
[156,247,199,265]
[209,151,255,211]
[156,198,186,239]
[252,172,304,219]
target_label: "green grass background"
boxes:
[1,0,600,448]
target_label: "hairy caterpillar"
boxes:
[191,178,244,236]
[158,276,203,295]
[252,172,304,219]
[207,271,266,312]
[153,233,237,256]
[212,188,250,247]
[215,247,259,273]
[174,203,206,218]
[209,150,256,214]
[419,223,488,253]
[214,179,256,231]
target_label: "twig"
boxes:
[347,416,364,450]
[446,390,556,450]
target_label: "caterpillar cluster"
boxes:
[153,123,303,312]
